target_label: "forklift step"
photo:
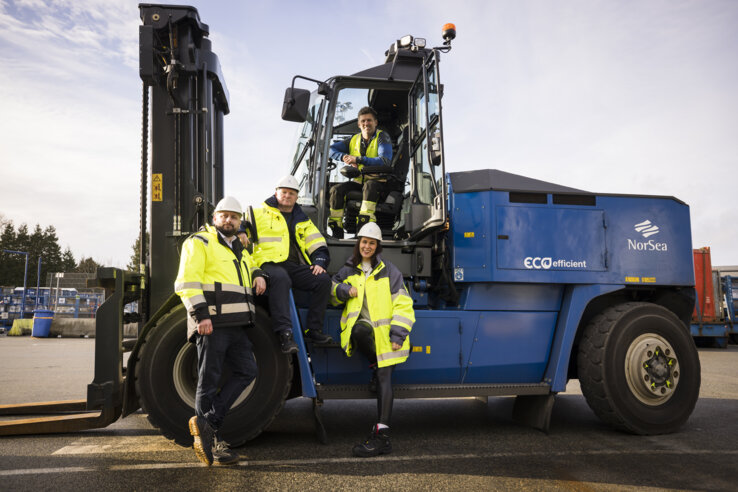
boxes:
[315,382,551,400]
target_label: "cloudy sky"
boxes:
[1,0,736,267]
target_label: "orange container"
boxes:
[692,247,718,322]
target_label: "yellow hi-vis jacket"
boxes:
[175,224,263,342]
[331,257,415,368]
[251,196,329,269]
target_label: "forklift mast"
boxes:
[138,3,230,318]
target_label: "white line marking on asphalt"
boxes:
[2,449,738,476]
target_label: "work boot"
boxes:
[212,437,240,466]
[357,214,371,230]
[304,329,333,345]
[352,425,392,457]
[279,331,298,354]
[189,415,215,466]
[328,220,344,240]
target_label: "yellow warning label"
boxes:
[641,277,656,283]
[625,276,640,283]
[412,346,423,353]
[464,232,475,238]
[152,173,163,202]
[426,346,431,354]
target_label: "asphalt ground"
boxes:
[0,336,736,491]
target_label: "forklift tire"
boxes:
[135,304,293,447]
[577,302,700,435]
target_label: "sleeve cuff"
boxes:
[390,325,409,345]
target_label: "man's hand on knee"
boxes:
[253,276,266,295]
[310,264,326,276]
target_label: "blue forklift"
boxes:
[0,5,700,447]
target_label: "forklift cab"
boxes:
[282,37,448,246]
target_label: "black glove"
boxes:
[340,165,361,179]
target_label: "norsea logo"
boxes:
[628,220,668,252]
[634,220,660,238]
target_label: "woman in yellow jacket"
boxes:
[331,222,415,457]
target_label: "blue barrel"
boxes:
[32,309,54,338]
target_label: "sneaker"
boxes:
[213,438,240,466]
[304,329,333,344]
[189,416,215,466]
[279,331,298,354]
[352,425,392,457]
[328,221,344,240]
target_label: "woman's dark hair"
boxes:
[351,237,382,268]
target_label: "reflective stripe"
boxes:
[392,315,414,327]
[305,232,323,243]
[208,305,217,315]
[307,239,327,254]
[371,318,392,328]
[193,235,209,245]
[175,281,202,291]
[182,294,206,312]
[341,310,360,325]
[200,283,245,293]
[391,288,409,302]
[259,236,283,243]
[360,200,377,213]
[377,349,410,362]
[221,284,247,294]
[220,303,251,314]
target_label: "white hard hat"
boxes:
[357,222,382,242]
[214,196,243,216]
[276,175,300,191]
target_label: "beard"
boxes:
[215,222,237,237]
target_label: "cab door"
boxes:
[406,51,447,240]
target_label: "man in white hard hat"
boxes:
[245,176,333,353]
[175,196,267,466]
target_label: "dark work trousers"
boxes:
[195,325,258,432]
[351,321,395,426]
[329,179,384,211]
[261,261,332,335]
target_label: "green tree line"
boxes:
[0,215,103,287]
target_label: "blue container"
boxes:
[32,309,54,338]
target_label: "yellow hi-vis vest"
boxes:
[175,224,259,342]
[331,259,415,368]
[349,130,384,182]
[252,202,327,267]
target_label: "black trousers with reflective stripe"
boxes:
[351,321,394,426]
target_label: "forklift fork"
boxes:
[0,268,139,436]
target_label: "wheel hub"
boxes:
[625,334,680,406]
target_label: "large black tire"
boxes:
[135,304,292,447]
[577,302,700,435]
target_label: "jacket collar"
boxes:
[203,224,243,260]
[264,195,308,223]
[345,254,384,274]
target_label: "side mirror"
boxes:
[281,87,310,122]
